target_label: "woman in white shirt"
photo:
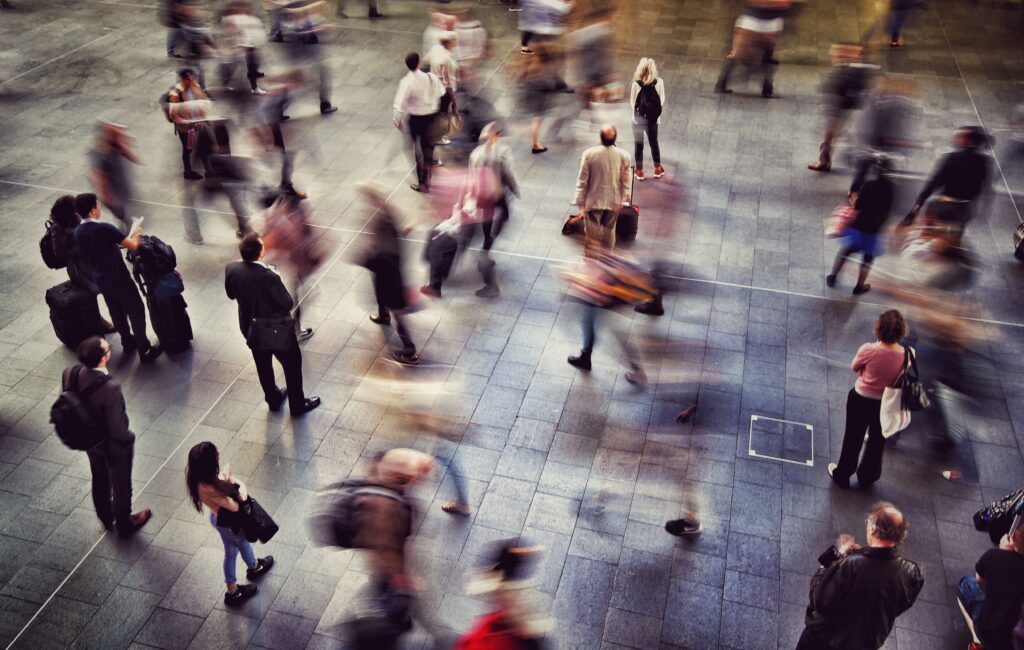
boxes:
[185,442,274,606]
[629,58,666,181]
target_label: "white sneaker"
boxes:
[252,87,267,95]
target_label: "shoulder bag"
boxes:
[246,315,296,352]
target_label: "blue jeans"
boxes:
[958,575,985,624]
[889,9,909,40]
[211,512,257,584]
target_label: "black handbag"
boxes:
[974,488,1024,544]
[246,315,295,352]
[240,496,279,544]
[900,347,930,412]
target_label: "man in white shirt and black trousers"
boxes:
[393,52,444,193]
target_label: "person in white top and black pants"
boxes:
[629,57,666,181]
[393,52,444,192]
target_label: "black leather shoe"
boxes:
[291,396,321,416]
[183,170,203,181]
[117,508,152,538]
[139,346,163,364]
[567,352,592,371]
[320,103,338,115]
[268,388,288,412]
[369,313,391,326]
[296,328,314,342]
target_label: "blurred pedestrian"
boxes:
[454,7,488,92]
[425,31,459,146]
[517,43,563,154]
[808,43,872,173]
[220,0,267,95]
[73,194,162,363]
[849,75,921,191]
[225,233,321,415]
[359,185,419,365]
[393,52,444,193]
[160,0,185,57]
[828,310,908,489]
[886,0,928,47]
[715,0,792,99]
[262,192,323,341]
[463,121,519,298]
[571,124,632,254]
[90,120,142,232]
[186,441,274,607]
[63,336,153,538]
[280,2,338,115]
[629,57,666,181]
[797,502,923,649]
[904,126,991,240]
[518,0,573,56]
[423,10,456,61]
[826,155,895,295]
[177,1,218,90]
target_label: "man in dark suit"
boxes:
[65,337,153,537]
[225,233,320,416]
[73,193,162,363]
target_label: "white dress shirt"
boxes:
[393,69,444,124]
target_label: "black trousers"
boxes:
[177,128,210,174]
[252,339,306,412]
[87,447,134,533]
[632,120,661,169]
[377,304,415,352]
[833,388,886,485]
[407,113,436,186]
[795,627,827,650]
[100,282,152,352]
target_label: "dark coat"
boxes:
[224,260,295,336]
[363,216,407,311]
[60,366,134,460]
[802,546,923,649]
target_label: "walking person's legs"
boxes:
[647,121,662,175]
[889,9,909,44]
[568,302,598,370]
[826,246,857,287]
[632,121,645,175]
[86,449,114,529]
[102,290,133,350]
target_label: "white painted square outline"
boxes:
[748,415,814,466]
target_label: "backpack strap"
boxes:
[70,366,111,399]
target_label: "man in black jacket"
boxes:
[797,502,924,649]
[907,126,991,234]
[65,337,152,538]
[225,233,320,416]
[74,193,162,364]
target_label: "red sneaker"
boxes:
[635,169,645,181]
[653,166,665,179]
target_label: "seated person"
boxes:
[959,523,1024,650]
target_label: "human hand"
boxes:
[999,534,1015,551]
[837,534,858,555]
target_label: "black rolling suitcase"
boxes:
[147,293,193,353]
[46,281,102,349]
[615,170,639,244]
[129,235,193,353]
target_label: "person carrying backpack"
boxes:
[54,337,152,538]
[629,57,666,181]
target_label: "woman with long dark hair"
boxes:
[828,310,908,489]
[185,441,273,606]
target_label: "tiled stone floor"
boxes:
[1,0,1023,648]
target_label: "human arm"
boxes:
[808,556,854,620]
[104,386,136,450]
[629,81,639,116]
[572,154,589,206]
[224,266,236,301]
[620,150,632,203]
[392,76,410,130]
[119,220,143,251]
[657,78,666,111]
[913,153,951,211]
[268,271,296,313]
[850,343,871,374]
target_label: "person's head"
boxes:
[177,67,197,86]
[74,193,99,220]
[50,195,80,228]
[239,232,264,262]
[830,42,862,65]
[633,57,658,85]
[873,309,907,344]
[185,441,222,512]
[370,448,434,489]
[405,52,420,71]
[599,124,617,147]
[955,126,988,149]
[865,501,909,548]
[76,336,111,369]
[440,31,457,49]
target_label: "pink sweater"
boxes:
[851,343,905,399]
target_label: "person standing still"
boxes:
[186,441,274,606]
[225,234,321,416]
[65,337,153,537]
[393,52,444,193]
[571,124,632,254]
[828,310,908,489]
[630,57,666,181]
[797,502,923,649]
[73,194,162,363]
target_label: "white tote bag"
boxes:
[880,349,912,438]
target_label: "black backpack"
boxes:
[40,220,69,269]
[51,366,111,451]
[309,480,410,549]
[130,235,177,292]
[635,80,662,122]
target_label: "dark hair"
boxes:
[239,233,263,262]
[873,309,908,344]
[185,441,238,513]
[177,67,196,80]
[74,193,98,218]
[867,501,909,544]
[50,195,80,228]
[76,336,109,367]
[957,126,989,148]
[405,52,420,71]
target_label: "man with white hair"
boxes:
[797,501,924,649]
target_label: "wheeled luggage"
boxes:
[46,281,103,349]
[147,293,193,353]
[129,235,192,353]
